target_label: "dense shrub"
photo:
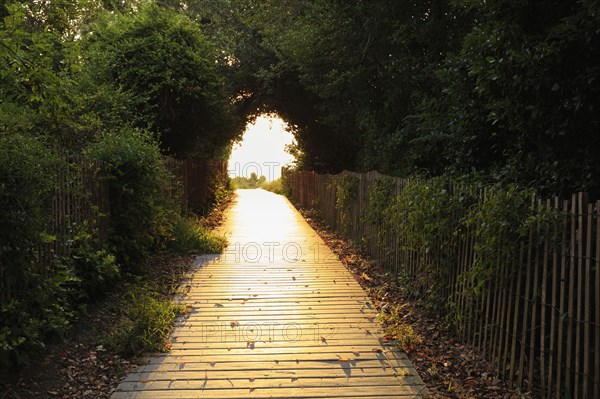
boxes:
[60,224,119,301]
[0,133,72,369]
[86,130,179,271]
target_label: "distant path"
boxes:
[112,189,427,398]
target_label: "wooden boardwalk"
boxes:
[112,189,427,398]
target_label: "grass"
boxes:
[169,215,227,254]
[104,283,184,355]
[106,215,227,355]
[379,304,423,353]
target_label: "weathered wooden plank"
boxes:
[111,384,426,399]
[134,359,416,374]
[595,201,600,399]
[123,367,418,383]
[583,202,592,399]
[117,375,423,392]
[555,199,569,398]
[546,197,559,399]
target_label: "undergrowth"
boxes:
[104,283,184,355]
[169,215,227,254]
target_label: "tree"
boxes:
[82,3,243,158]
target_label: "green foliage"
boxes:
[382,178,476,310]
[231,174,286,193]
[86,130,179,271]
[61,224,119,301]
[232,173,266,189]
[105,284,184,355]
[0,133,74,370]
[463,185,560,294]
[335,174,359,237]
[261,178,284,195]
[335,175,359,211]
[390,178,473,254]
[363,175,561,318]
[365,177,396,226]
[0,263,78,371]
[223,0,600,195]
[82,2,243,158]
[0,133,58,275]
[169,216,227,254]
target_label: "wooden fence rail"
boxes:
[284,169,600,399]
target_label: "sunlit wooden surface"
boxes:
[112,189,427,398]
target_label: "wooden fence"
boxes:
[0,153,110,304]
[284,169,600,399]
[165,158,228,214]
[1,156,227,304]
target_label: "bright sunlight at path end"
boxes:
[112,190,427,398]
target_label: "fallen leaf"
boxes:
[142,379,149,383]
[248,378,255,382]
[230,321,238,327]
[292,276,296,281]
[338,358,350,362]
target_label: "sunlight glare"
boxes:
[228,115,295,181]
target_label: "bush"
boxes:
[61,224,119,301]
[86,130,179,271]
[261,178,284,194]
[0,134,78,370]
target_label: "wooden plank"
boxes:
[583,202,592,399]
[528,200,542,392]
[574,193,585,399]
[556,199,569,398]
[123,367,419,382]
[133,359,416,374]
[116,376,423,391]
[546,197,560,399]
[518,224,534,388]
[595,201,600,399]
[111,384,426,399]
[539,199,550,396]
[566,194,577,396]
[501,241,516,380]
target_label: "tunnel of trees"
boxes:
[2,0,598,195]
[1,0,599,373]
